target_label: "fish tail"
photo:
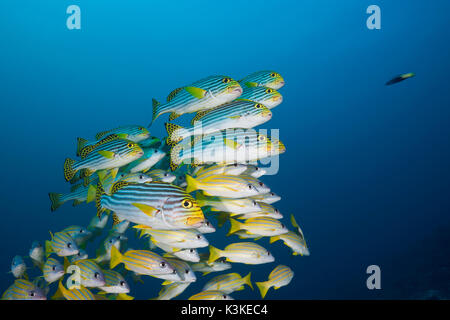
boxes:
[110,245,123,269]
[151,98,162,124]
[76,137,89,156]
[255,280,271,299]
[52,280,66,300]
[169,143,183,171]
[165,122,184,146]
[207,245,222,264]
[48,193,64,212]
[243,272,253,290]
[116,293,134,300]
[195,192,206,207]
[44,240,53,258]
[185,174,199,193]
[86,184,97,203]
[63,158,78,182]
[95,181,106,218]
[269,236,280,244]
[227,218,242,236]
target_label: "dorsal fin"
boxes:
[80,134,120,159]
[191,109,214,125]
[167,87,184,102]
[110,181,132,194]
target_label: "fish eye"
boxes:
[270,72,277,78]
[30,291,35,297]
[259,182,264,187]
[254,103,263,109]
[52,266,56,271]
[233,163,238,167]
[189,249,194,253]
[265,88,273,93]
[94,272,100,279]
[120,281,125,286]
[222,77,231,83]
[160,262,166,268]
[275,209,279,213]
[281,224,285,228]
[252,201,257,206]
[182,199,193,209]
[270,192,275,196]
[127,143,134,148]
[164,173,169,177]
[139,127,144,131]
[258,135,266,142]
[267,251,271,256]
[79,229,84,233]
[248,185,253,190]
[67,243,72,248]
[185,269,189,274]
[223,295,227,299]
[196,235,202,239]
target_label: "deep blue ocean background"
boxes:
[1,0,450,299]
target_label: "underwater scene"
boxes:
[1,1,450,300]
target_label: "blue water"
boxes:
[1,0,450,299]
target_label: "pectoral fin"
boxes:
[224,138,241,150]
[98,150,115,159]
[185,86,207,99]
[132,203,160,217]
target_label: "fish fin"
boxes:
[292,252,299,256]
[185,174,200,193]
[269,236,280,244]
[191,109,213,125]
[98,150,115,159]
[63,257,70,272]
[227,218,241,236]
[132,203,159,217]
[109,167,119,180]
[290,214,305,238]
[161,280,173,286]
[76,137,89,156]
[72,199,83,207]
[151,98,161,123]
[243,272,253,290]
[48,193,63,212]
[184,86,207,99]
[229,115,241,120]
[110,181,131,194]
[110,245,123,269]
[112,213,121,226]
[97,170,108,183]
[44,240,53,258]
[52,280,66,300]
[195,192,207,207]
[216,212,229,228]
[255,281,270,299]
[244,81,258,88]
[86,185,97,203]
[166,87,183,102]
[208,245,222,264]
[168,112,181,121]
[165,122,185,145]
[116,293,134,300]
[63,158,78,182]
[95,181,106,218]
[23,271,29,280]
[95,130,109,140]
[223,138,241,150]
[254,237,262,241]
[202,272,211,276]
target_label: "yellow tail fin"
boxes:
[256,281,271,299]
[63,158,78,182]
[45,240,53,258]
[110,245,123,269]
[165,122,185,145]
[243,272,253,290]
[227,218,242,236]
[185,174,200,193]
[269,236,280,244]
[208,245,223,264]
[48,193,63,212]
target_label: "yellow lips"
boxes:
[186,215,205,228]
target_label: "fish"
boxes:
[170,129,285,170]
[69,259,106,287]
[190,257,232,275]
[151,75,242,123]
[110,246,177,277]
[121,147,166,173]
[238,86,283,109]
[2,279,46,300]
[108,220,130,235]
[255,265,294,298]
[239,175,271,195]
[10,256,27,279]
[95,234,123,264]
[137,227,209,249]
[242,164,267,178]
[45,231,79,257]
[96,181,205,230]
[42,257,65,283]
[147,169,176,183]
[69,249,89,263]
[138,136,162,148]
[208,242,275,265]
[150,241,200,262]
[197,219,216,234]
[29,241,44,268]
[162,256,197,283]
[165,100,272,145]
[153,282,191,300]
[52,280,95,300]
[48,183,91,211]
[194,163,248,178]
[185,174,260,198]
[188,290,234,300]
[61,225,92,246]
[231,202,283,220]
[76,134,127,159]
[63,139,144,183]
[248,192,281,204]
[94,125,151,142]
[385,72,415,86]
[87,214,109,231]
[98,269,130,294]
[227,217,288,237]
[239,70,285,90]
[270,214,309,256]
[196,193,263,214]
[202,272,252,294]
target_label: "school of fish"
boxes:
[2,70,310,300]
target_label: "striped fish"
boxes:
[191,258,232,276]
[138,227,209,249]
[196,193,263,214]
[188,290,234,300]
[232,202,283,220]
[10,256,27,279]
[238,86,283,109]
[255,265,294,298]
[248,192,281,204]
[29,241,44,268]
[242,164,267,178]
[69,249,89,263]
[53,280,95,300]
[61,225,92,246]
[110,246,178,277]
[185,174,260,198]
[96,181,205,230]
[2,279,46,300]
[63,139,144,183]
[45,231,79,257]
[147,169,176,183]
[162,256,197,283]
[270,214,309,256]
[43,257,65,283]
[239,70,285,90]
[194,163,248,178]
[70,259,106,287]
[208,242,274,265]
[121,147,166,173]
[95,125,150,141]
[164,100,272,145]
[170,129,285,171]
[202,272,252,294]
[228,217,288,237]
[197,219,216,234]
[138,136,162,148]
[76,133,125,159]
[48,183,91,212]
[150,240,200,262]
[239,175,271,195]
[98,269,130,294]
[151,75,242,123]
[95,234,122,264]
[153,282,190,300]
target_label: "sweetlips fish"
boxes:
[151,75,243,123]
[96,181,205,230]
[249,192,281,204]
[137,227,209,249]
[164,100,272,145]
[68,259,106,287]
[190,257,232,275]
[94,125,150,142]
[61,225,92,246]
[239,70,285,90]
[121,147,166,173]
[48,183,91,212]
[255,265,294,298]
[238,86,283,109]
